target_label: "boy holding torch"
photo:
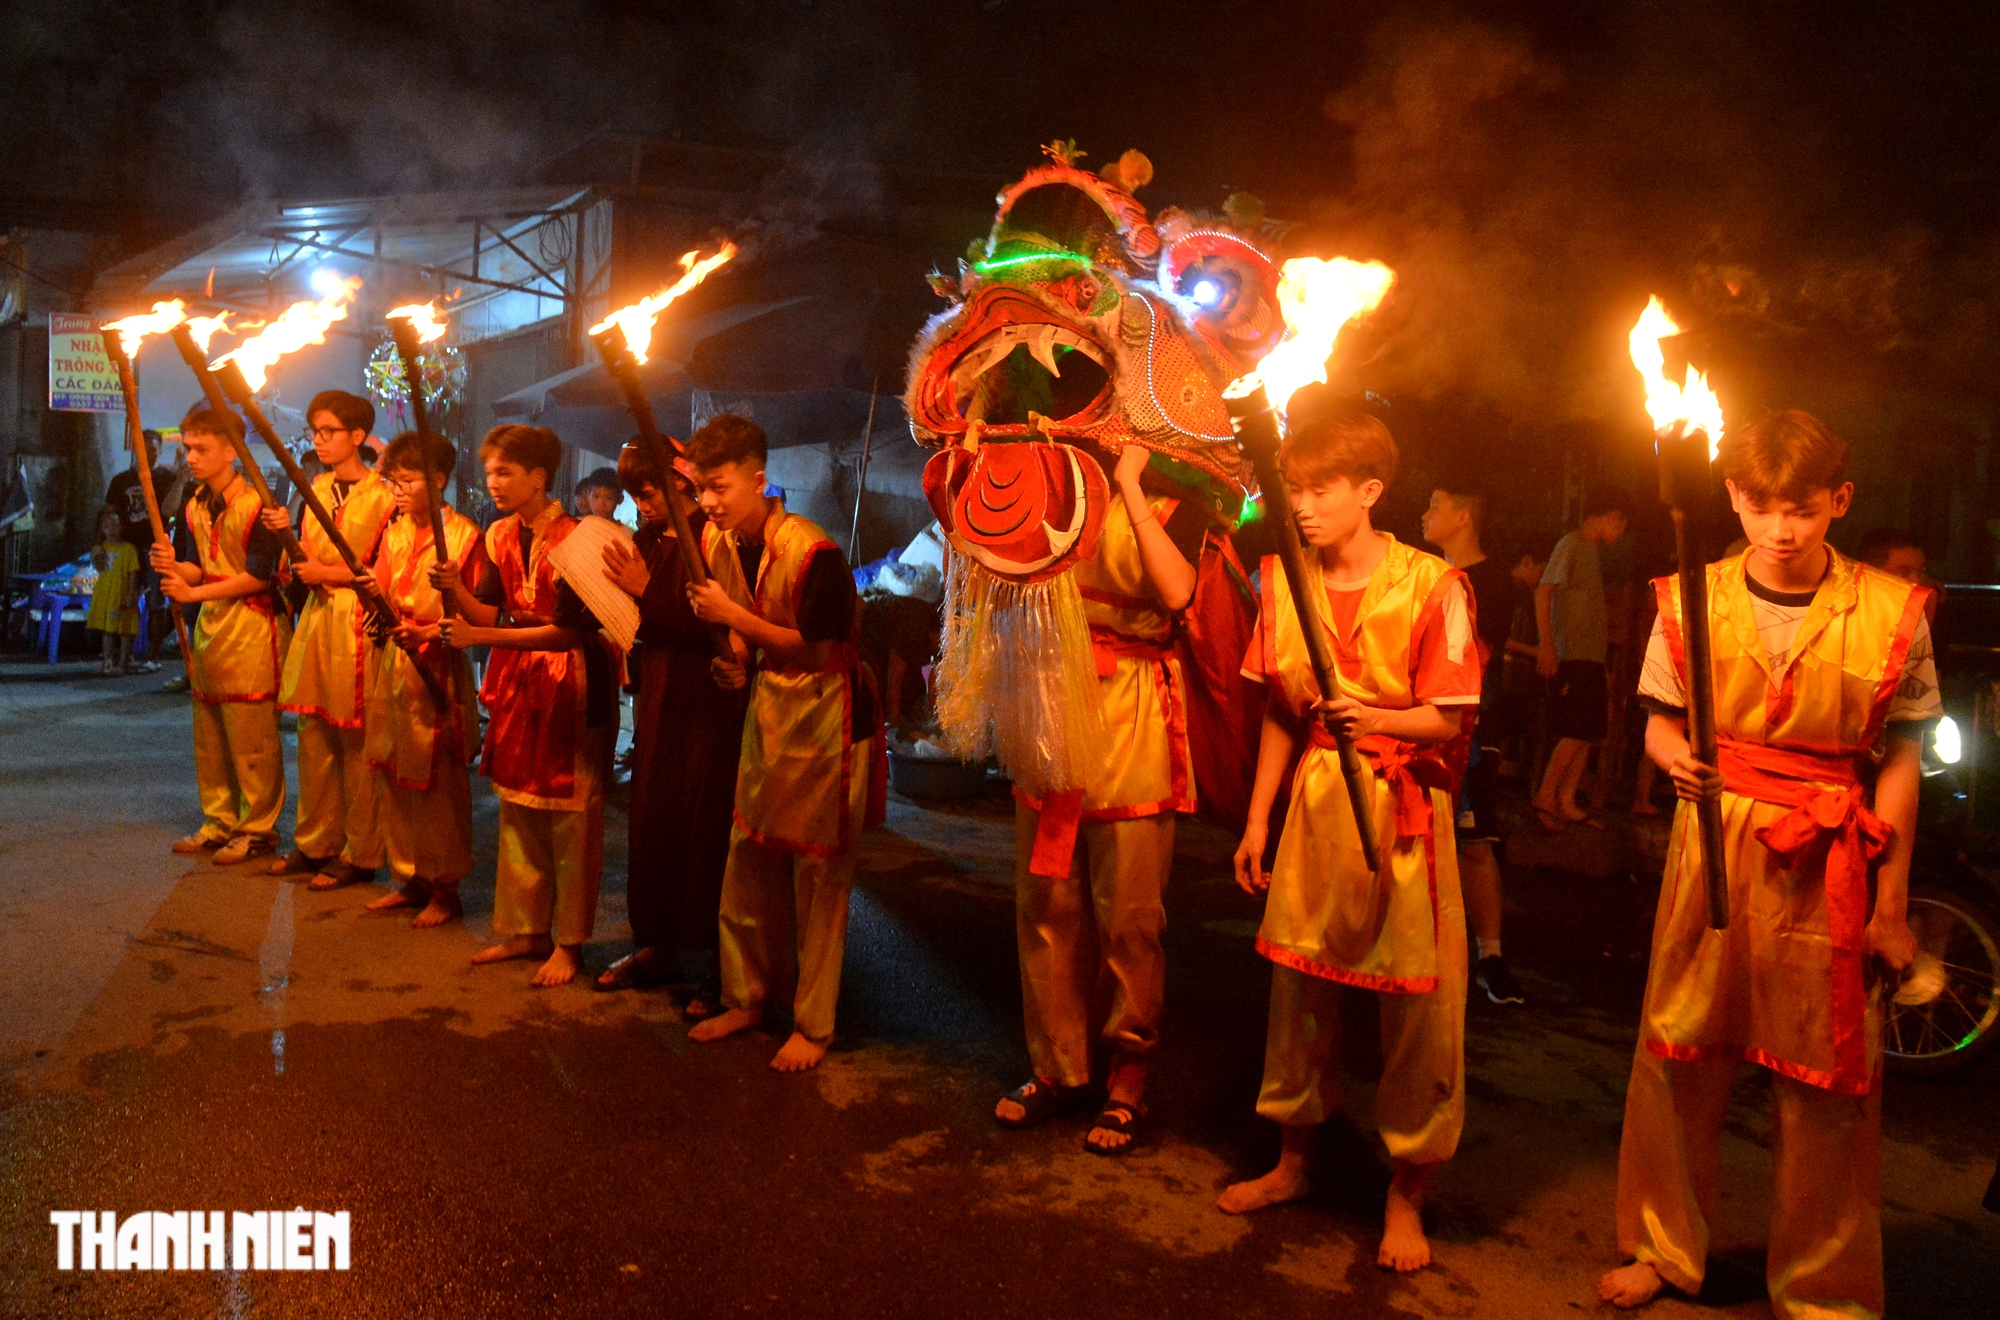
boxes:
[1219,410,1481,1275]
[1601,411,1935,1317]
[680,415,884,1073]
[151,409,292,865]
[437,425,614,988]
[259,390,394,888]
[354,431,488,929]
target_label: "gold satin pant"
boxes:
[716,834,856,1044]
[1255,955,1467,1165]
[492,798,603,946]
[192,698,284,844]
[1616,1046,1883,1318]
[375,760,472,887]
[1013,807,1173,1090]
[293,714,383,867]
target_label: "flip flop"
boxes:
[1084,1102,1145,1156]
[995,1077,1090,1130]
[593,951,675,993]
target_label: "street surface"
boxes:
[1,659,1995,1318]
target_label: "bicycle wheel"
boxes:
[1885,884,2000,1077]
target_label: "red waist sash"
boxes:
[1717,737,1890,1094]
[1305,726,1452,841]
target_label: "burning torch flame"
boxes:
[1629,296,1724,458]
[211,276,363,391]
[1227,258,1396,419]
[386,301,448,344]
[589,242,738,365]
[102,300,243,357]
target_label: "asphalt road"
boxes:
[2,659,1996,1318]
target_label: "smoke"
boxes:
[1295,7,2000,417]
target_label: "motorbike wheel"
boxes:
[1884,883,2000,1078]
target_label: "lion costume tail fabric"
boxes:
[931,552,1105,801]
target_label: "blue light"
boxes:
[1191,279,1222,308]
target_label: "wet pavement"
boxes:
[2,658,1996,1318]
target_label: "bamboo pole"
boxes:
[99,332,193,662]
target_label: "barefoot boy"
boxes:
[1601,412,1933,1317]
[151,409,292,866]
[1220,412,1480,1274]
[682,415,884,1072]
[262,390,394,888]
[991,441,1204,1154]
[355,431,487,929]
[438,425,614,988]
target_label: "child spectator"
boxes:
[574,469,622,523]
[85,506,141,675]
[1421,481,1523,1005]
[1531,486,1631,831]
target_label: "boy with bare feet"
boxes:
[260,391,394,891]
[681,415,884,1072]
[438,425,615,988]
[1530,486,1630,832]
[1600,413,1931,1316]
[152,409,292,867]
[353,432,487,929]
[1220,412,1479,1274]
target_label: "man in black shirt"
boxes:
[1422,483,1525,1005]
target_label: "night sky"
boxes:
[6,0,2000,412]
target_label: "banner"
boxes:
[49,313,122,412]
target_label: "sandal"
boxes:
[994,1077,1089,1130]
[1084,1102,1145,1156]
[593,950,675,993]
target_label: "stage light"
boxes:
[310,266,347,297]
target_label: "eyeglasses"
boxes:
[309,426,358,440]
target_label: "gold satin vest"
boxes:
[186,472,290,703]
[281,468,395,725]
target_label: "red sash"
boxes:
[1305,727,1452,841]
[1716,738,1890,1095]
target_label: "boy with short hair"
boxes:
[261,390,394,887]
[150,409,292,866]
[355,431,487,928]
[594,440,748,1008]
[1421,481,1523,1005]
[682,414,884,1072]
[438,424,613,988]
[574,470,622,523]
[1221,412,1481,1274]
[1601,411,1932,1317]
[1531,485,1631,831]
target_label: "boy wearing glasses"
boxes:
[258,391,395,887]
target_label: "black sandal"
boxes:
[592,951,674,993]
[1084,1102,1145,1156]
[995,1078,1088,1130]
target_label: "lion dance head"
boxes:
[905,142,1285,795]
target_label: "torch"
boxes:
[96,312,195,661]
[166,326,311,569]
[587,242,739,659]
[1631,297,1730,930]
[385,303,456,617]
[1224,256,1397,876]
[1228,383,1381,876]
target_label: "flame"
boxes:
[210,277,362,390]
[589,242,738,364]
[386,301,448,344]
[1628,296,1724,458]
[102,301,244,357]
[1228,257,1396,419]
